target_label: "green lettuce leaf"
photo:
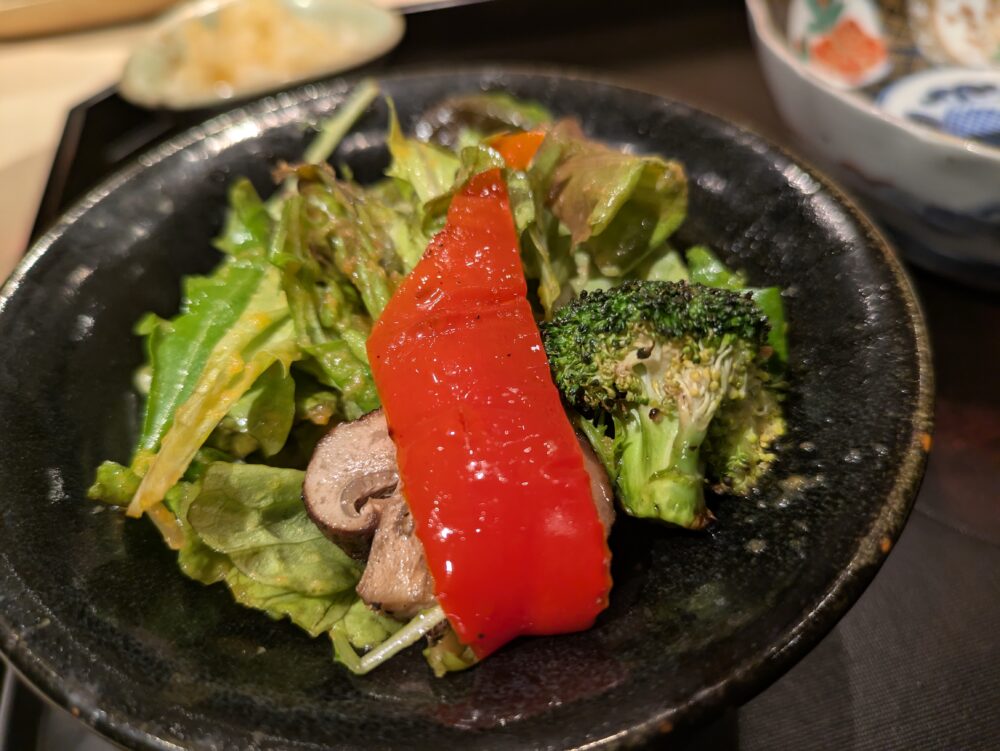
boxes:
[423,625,478,677]
[340,598,404,651]
[176,530,231,585]
[136,256,273,454]
[298,171,406,319]
[533,123,688,278]
[267,79,381,210]
[506,164,576,317]
[186,463,360,595]
[169,460,414,654]
[176,518,355,638]
[268,192,378,416]
[685,244,746,289]
[128,266,299,515]
[292,370,342,427]
[417,92,552,148]
[634,247,690,283]
[686,245,788,362]
[88,461,140,506]
[214,179,272,257]
[386,100,460,204]
[362,178,431,272]
[226,570,356,637]
[333,605,447,675]
[211,361,296,458]
[178,463,361,637]
[512,123,688,317]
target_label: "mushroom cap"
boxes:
[303,408,399,559]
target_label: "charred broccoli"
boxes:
[541,280,783,528]
[703,365,785,496]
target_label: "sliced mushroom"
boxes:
[304,408,436,618]
[577,433,616,533]
[303,409,399,559]
[304,409,616,619]
[356,494,436,619]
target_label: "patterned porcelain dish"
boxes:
[747,0,1000,287]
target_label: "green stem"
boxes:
[333,605,447,675]
[305,79,380,165]
[268,79,381,214]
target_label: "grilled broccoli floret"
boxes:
[541,280,778,528]
[704,366,785,496]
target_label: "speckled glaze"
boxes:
[0,68,933,750]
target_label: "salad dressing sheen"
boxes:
[367,169,613,657]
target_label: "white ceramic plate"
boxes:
[120,0,404,110]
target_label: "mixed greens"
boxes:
[89,82,787,675]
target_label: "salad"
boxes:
[89,82,788,676]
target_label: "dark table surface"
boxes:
[4,2,998,749]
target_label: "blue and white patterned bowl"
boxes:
[747,0,1000,286]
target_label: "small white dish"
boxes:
[120,0,404,110]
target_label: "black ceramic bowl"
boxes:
[0,68,932,750]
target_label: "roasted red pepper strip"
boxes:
[367,169,611,658]
[488,130,546,170]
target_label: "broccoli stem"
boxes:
[616,407,710,529]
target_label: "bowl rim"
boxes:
[0,65,935,750]
[745,0,1000,163]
